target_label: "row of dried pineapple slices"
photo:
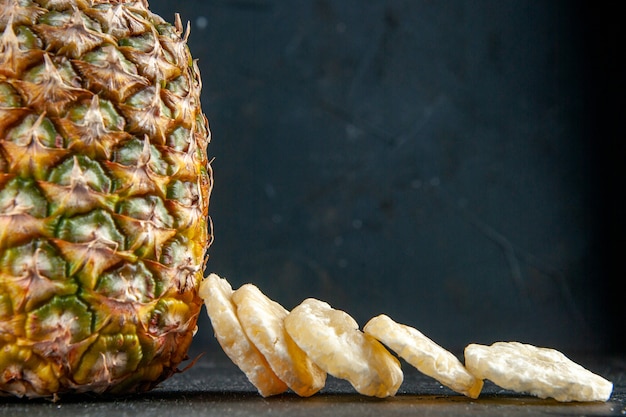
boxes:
[198,273,612,402]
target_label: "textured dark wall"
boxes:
[148,0,623,354]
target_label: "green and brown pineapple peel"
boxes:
[0,0,211,397]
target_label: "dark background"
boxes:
[147,1,624,355]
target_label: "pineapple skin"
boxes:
[0,0,212,397]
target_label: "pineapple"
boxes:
[0,0,212,398]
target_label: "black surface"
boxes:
[1,355,624,417]
[147,0,624,354]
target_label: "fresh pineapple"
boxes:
[0,0,212,398]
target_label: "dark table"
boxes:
[1,355,624,417]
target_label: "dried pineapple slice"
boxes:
[232,284,326,397]
[364,314,483,398]
[198,274,288,397]
[285,298,403,398]
[199,275,613,402]
[464,342,613,402]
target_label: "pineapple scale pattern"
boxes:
[0,0,211,397]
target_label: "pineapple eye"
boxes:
[25,295,93,343]
[95,261,156,303]
[117,31,154,52]
[0,82,23,107]
[37,10,70,26]
[166,126,192,152]
[117,195,174,228]
[72,334,143,386]
[0,240,66,281]
[113,136,169,176]
[6,113,61,148]
[0,177,48,218]
[167,179,199,206]
[56,209,125,248]
[15,25,44,49]
[165,75,190,97]
[159,237,192,267]
[47,154,111,193]
[66,96,125,132]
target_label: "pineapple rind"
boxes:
[0,0,211,397]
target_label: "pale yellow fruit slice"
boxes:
[464,342,613,402]
[284,298,403,398]
[232,284,326,397]
[198,274,288,397]
[363,314,483,398]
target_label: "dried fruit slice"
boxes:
[464,342,613,402]
[285,298,403,398]
[364,314,483,398]
[232,284,326,397]
[198,274,288,397]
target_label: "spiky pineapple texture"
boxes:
[0,0,212,398]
